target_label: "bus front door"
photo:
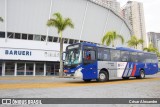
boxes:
[82,62,97,80]
[82,47,97,80]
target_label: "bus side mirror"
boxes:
[62,52,66,61]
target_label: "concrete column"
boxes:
[44,62,46,76]
[33,63,36,76]
[2,62,5,76]
[14,62,17,76]
[24,63,26,76]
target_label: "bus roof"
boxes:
[116,47,143,52]
[76,42,156,55]
[116,47,156,55]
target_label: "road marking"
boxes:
[0,78,159,90]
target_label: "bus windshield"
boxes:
[64,45,82,66]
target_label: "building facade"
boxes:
[147,32,160,52]
[91,0,120,13]
[122,1,146,50]
[0,0,132,76]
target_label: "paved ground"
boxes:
[0,72,160,107]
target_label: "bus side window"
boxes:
[84,50,96,61]
[121,51,129,62]
[103,49,111,61]
[110,49,121,61]
[137,52,144,62]
[151,54,158,63]
[130,52,138,62]
[144,53,151,63]
[98,48,103,61]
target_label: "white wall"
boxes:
[0,0,132,43]
[0,38,68,61]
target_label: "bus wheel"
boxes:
[136,70,145,79]
[97,71,109,82]
[122,77,129,80]
[83,79,91,82]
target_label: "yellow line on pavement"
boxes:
[0,77,159,90]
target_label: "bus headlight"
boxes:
[74,68,83,79]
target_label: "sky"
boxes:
[117,0,160,33]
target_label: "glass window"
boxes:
[22,34,27,40]
[137,53,144,62]
[80,40,83,43]
[48,36,53,42]
[36,63,44,75]
[65,45,82,65]
[103,49,110,61]
[130,52,138,62]
[110,50,121,61]
[34,35,40,41]
[98,48,110,61]
[26,63,33,75]
[64,38,68,44]
[144,53,150,63]
[150,54,158,63]
[41,35,46,41]
[69,39,74,44]
[0,32,5,38]
[54,63,60,76]
[53,37,58,42]
[121,51,130,62]
[7,32,14,38]
[98,48,103,60]
[17,63,25,75]
[15,33,21,39]
[28,34,33,40]
[5,62,15,75]
[83,49,96,61]
[75,40,79,43]
[46,63,55,76]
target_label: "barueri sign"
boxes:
[0,48,60,61]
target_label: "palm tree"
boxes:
[143,43,158,53]
[157,52,160,58]
[47,12,74,77]
[127,36,144,49]
[102,31,124,47]
[0,17,3,22]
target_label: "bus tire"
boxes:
[122,77,129,80]
[83,79,91,82]
[97,71,109,82]
[136,70,145,79]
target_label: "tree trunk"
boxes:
[59,31,63,77]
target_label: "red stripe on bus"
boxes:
[131,65,136,76]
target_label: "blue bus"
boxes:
[63,42,159,82]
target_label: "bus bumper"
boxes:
[73,68,83,79]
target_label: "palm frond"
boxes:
[143,43,158,53]
[101,31,124,46]
[127,35,143,48]
[118,34,124,44]
[46,12,74,34]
